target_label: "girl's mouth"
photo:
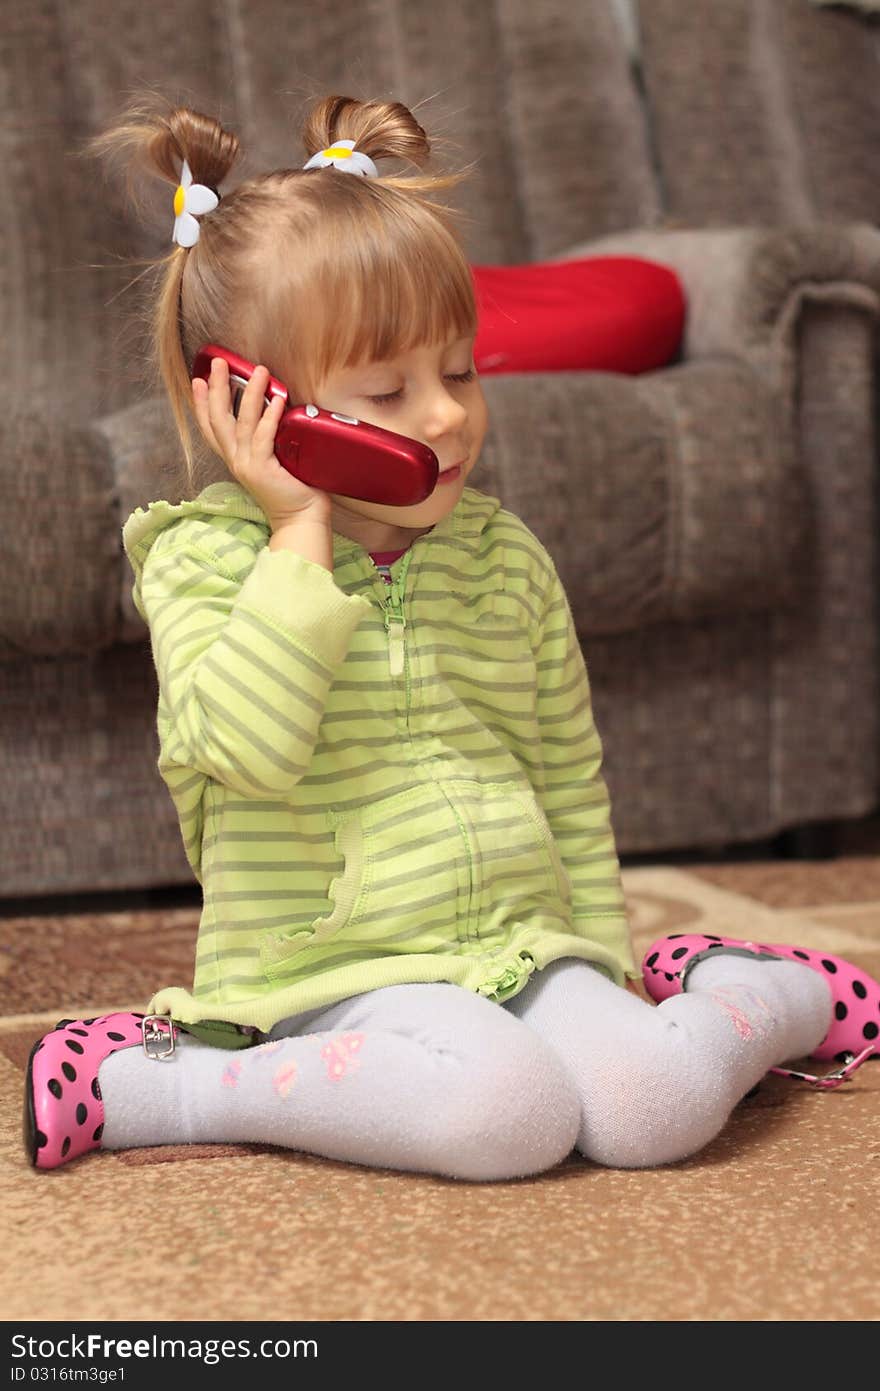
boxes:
[437,462,464,485]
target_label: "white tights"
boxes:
[99,955,831,1179]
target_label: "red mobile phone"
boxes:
[191,344,439,506]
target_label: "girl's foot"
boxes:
[23,1013,175,1170]
[641,933,880,1062]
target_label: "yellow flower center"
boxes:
[173,185,186,217]
[323,146,352,160]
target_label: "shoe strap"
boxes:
[141,1014,178,1061]
[769,1045,875,1089]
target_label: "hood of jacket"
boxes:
[122,480,503,619]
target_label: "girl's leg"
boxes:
[505,955,832,1168]
[97,983,581,1182]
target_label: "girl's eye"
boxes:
[367,369,476,407]
[367,389,404,407]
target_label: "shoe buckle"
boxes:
[769,1045,875,1090]
[141,1014,176,1061]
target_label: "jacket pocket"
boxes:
[451,782,573,940]
[260,783,468,979]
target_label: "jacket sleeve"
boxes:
[531,561,638,977]
[139,527,372,798]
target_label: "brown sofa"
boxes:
[3,0,880,896]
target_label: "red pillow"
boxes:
[471,257,685,375]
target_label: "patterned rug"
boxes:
[1,858,878,1322]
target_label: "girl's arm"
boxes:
[141,524,371,798]
[531,565,638,977]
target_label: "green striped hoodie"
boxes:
[123,482,637,1046]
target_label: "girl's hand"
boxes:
[192,356,332,529]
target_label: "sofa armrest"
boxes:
[0,397,185,659]
[90,396,191,644]
[558,223,880,383]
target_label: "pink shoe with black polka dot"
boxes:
[641,932,879,1063]
[24,1012,177,1169]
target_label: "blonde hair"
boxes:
[85,93,479,495]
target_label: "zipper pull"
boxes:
[385,612,406,677]
[381,551,412,681]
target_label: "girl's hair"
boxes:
[86,92,479,495]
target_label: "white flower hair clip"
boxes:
[302,140,378,178]
[171,159,220,247]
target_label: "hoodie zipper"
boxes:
[380,548,474,941]
[383,548,414,695]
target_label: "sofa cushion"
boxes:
[475,355,808,638]
[472,257,686,375]
[5,348,806,658]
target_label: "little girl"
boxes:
[25,94,877,1178]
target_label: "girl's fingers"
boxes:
[235,365,272,434]
[205,356,239,461]
[192,377,221,454]
[254,391,287,441]
[193,358,282,473]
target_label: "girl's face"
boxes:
[311,334,488,547]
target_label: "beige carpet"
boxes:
[1,857,878,1322]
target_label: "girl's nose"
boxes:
[424,387,468,438]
